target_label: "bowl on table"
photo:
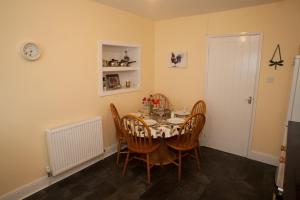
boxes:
[167,117,185,125]
[173,110,190,117]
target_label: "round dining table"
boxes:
[133,110,188,166]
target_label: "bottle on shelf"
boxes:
[103,77,107,91]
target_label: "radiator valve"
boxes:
[46,166,52,177]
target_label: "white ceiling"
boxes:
[96,0,281,20]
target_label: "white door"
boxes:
[204,34,261,157]
[290,57,300,122]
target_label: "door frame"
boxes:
[203,32,263,158]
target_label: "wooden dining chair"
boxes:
[110,103,127,166]
[166,113,206,181]
[152,93,171,110]
[191,100,206,115]
[121,115,160,183]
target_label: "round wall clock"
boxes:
[21,42,41,61]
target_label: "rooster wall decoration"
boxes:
[170,51,187,68]
[269,44,284,70]
[171,52,182,66]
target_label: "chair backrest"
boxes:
[152,93,171,109]
[175,113,206,147]
[121,115,153,152]
[110,103,124,139]
[191,100,206,115]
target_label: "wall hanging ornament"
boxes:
[169,51,187,68]
[269,44,284,70]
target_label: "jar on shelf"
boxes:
[125,81,131,88]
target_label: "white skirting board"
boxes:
[247,150,279,166]
[199,142,278,166]
[0,144,118,200]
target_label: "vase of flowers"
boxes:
[142,95,160,114]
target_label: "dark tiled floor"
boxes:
[25,147,275,200]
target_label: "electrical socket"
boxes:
[267,76,275,83]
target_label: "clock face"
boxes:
[21,42,41,61]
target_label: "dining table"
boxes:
[129,108,190,166]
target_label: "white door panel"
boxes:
[205,35,261,157]
[291,59,300,122]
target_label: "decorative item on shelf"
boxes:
[124,50,130,62]
[106,74,121,89]
[106,58,136,67]
[103,59,109,67]
[121,50,137,67]
[142,95,160,115]
[108,59,119,67]
[125,81,131,88]
[105,50,136,67]
[103,77,107,91]
[169,51,187,68]
[119,60,126,67]
[269,44,284,70]
[120,60,136,67]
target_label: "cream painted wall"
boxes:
[1,0,300,197]
[0,0,154,196]
[154,0,300,157]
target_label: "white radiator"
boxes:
[46,116,103,176]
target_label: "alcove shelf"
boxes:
[98,41,141,96]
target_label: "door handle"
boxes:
[247,96,253,104]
